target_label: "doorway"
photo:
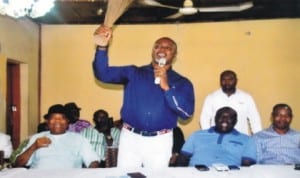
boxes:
[6,62,21,149]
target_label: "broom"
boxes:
[94,0,133,46]
[103,0,134,27]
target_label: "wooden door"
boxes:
[6,62,21,149]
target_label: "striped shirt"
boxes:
[253,126,300,164]
[80,127,120,161]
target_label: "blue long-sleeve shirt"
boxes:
[93,49,195,132]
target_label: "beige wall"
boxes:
[41,19,300,138]
[0,16,39,140]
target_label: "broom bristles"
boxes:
[104,0,134,27]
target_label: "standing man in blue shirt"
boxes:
[93,25,195,169]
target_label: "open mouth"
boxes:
[156,53,166,59]
[53,124,63,129]
[221,122,228,127]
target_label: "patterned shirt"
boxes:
[80,127,120,161]
[253,126,300,164]
[68,119,91,133]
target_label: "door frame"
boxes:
[6,61,21,149]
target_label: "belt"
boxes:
[123,123,172,137]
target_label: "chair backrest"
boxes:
[105,146,118,168]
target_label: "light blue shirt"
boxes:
[181,127,256,166]
[253,126,300,164]
[21,131,99,169]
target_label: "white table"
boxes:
[0,165,299,178]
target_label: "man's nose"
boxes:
[220,117,232,122]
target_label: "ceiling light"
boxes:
[97,8,103,16]
[0,0,56,18]
[179,7,197,15]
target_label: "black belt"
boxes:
[123,123,172,137]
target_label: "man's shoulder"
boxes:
[253,128,300,143]
[111,127,120,133]
[284,129,300,138]
[191,129,213,137]
[73,119,92,129]
[33,131,49,137]
[65,132,92,143]
[232,131,251,140]
[77,119,91,124]
[235,88,253,97]
[252,128,273,139]
[290,128,300,135]
[169,69,193,85]
[81,126,96,133]
[66,131,84,136]
[205,88,252,98]
[28,131,50,141]
[0,133,10,140]
[205,89,224,98]
[225,131,253,146]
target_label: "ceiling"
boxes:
[30,0,300,25]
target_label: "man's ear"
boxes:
[269,114,274,124]
[232,118,238,126]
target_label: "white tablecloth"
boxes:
[1,165,299,178]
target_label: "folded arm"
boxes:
[15,137,51,167]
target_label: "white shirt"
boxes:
[0,133,13,159]
[199,88,262,135]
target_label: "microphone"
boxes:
[154,58,166,84]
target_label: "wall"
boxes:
[0,16,39,140]
[41,19,300,138]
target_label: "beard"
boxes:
[273,121,290,131]
[221,86,236,94]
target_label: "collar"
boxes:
[267,125,292,135]
[208,126,240,135]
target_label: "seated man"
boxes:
[64,102,91,133]
[178,107,256,167]
[81,109,120,167]
[10,120,50,166]
[0,132,13,159]
[253,103,300,164]
[15,104,100,169]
